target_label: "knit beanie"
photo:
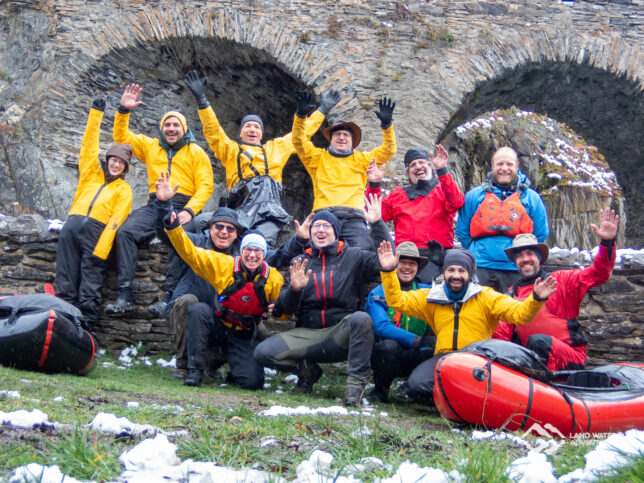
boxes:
[404,148,430,168]
[105,144,133,173]
[160,111,188,132]
[207,207,243,232]
[240,233,267,253]
[442,248,477,276]
[310,210,341,238]
[240,114,264,131]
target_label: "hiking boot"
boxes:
[366,385,390,404]
[173,368,188,380]
[295,361,323,393]
[183,369,202,387]
[204,368,228,382]
[148,300,167,318]
[344,375,367,407]
[104,290,135,314]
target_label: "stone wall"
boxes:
[1,213,642,367]
[0,0,643,245]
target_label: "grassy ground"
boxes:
[0,348,642,482]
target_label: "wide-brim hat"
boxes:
[322,120,361,148]
[397,241,428,270]
[504,233,549,263]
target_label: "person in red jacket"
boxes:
[493,208,618,371]
[366,145,464,283]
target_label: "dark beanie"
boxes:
[207,207,243,231]
[310,210,341,238]
[240,114,264,131]
[443,248,477,276]
[404,148,430,168]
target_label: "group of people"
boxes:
[55,70,619,407]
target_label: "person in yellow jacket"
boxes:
[55,98,133,331]
[292,92,397,250]
[157,172,311,388]
[376,241,557,405]
[183,70,336,248]
[105,83,214,313]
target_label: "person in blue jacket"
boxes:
[365,242,436,402]
[455,147,549,293]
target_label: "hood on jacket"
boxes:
[426,280,482,305]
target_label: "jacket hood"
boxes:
[159,129,196,151]
[426,281,482,305]
[483,169,530,193]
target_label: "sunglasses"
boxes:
[213,223,237,234]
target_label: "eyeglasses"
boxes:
[213,223,237,234]
[242,247,264,255]
[311,222,334,231]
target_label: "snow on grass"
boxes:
[0,390,20,399]
[258,404,387,418]
[0,409,51,429]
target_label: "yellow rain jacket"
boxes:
[67,108,132,260]
[166,225,284,327]
[381,270,546,354]
[198,107,325,190]
[292,115,396,211]
[113,111,213,215]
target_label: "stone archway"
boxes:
[438,61,643,247]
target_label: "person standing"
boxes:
[55,98,132,332]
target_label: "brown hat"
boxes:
[105,143,133,173]
[322,120,361,148]
[504,233,549,263]
[397,241,428,270]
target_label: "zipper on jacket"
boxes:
[451,301,462,351]
[320,252,327,327]
[83,183,107,224]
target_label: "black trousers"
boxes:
[186,302,264,390]
[371,339,434,393]
[406,353,449,405]
[55,215,108,328]
[115,196,194,293]
[325,207,374,251]
[476,267,521,294]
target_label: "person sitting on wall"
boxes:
[455,146,549,293]
[366,145,464,283]
[376,241,557,405]
[55,98,132,333]
[183,70,337,248]
[105,83,214,314]
[493,208,618,371]
[292,91,397,250]
[364,242,436,403]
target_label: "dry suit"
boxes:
[55,106,133,328]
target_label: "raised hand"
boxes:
[120,84,143,111]
[429,144,448,170]
[591,207,619,241]
[184,70,209,109]
[377,241,400,271]
[367,158,384,183]
[92,98,106,112]
[294,213,314,240]
[155,171,180,201]
[318,89,341,115]
[363,192,382,224]
[295,92,315,117]
[374,97,395,129]
[533,275,557,300]
[289,258,312,291]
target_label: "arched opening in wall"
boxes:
[65,36,326,225]
[439,61,643,248]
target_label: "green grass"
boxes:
[0,350,642,481]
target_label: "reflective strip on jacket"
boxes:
[67,108,132,260]
[292,115,396,211]
[199,107,325,190]
[113,111,213,215]
[380,270,546,354]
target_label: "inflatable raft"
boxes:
[0,293,95,375]
[434,340,644,437]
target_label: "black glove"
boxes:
[295,92,315,117]
[374,97,395,129]
[318,89,341,115]
[92,98,106,112]
[426,240,445,268]
[163,211,181,230]
[184,70,210,109]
